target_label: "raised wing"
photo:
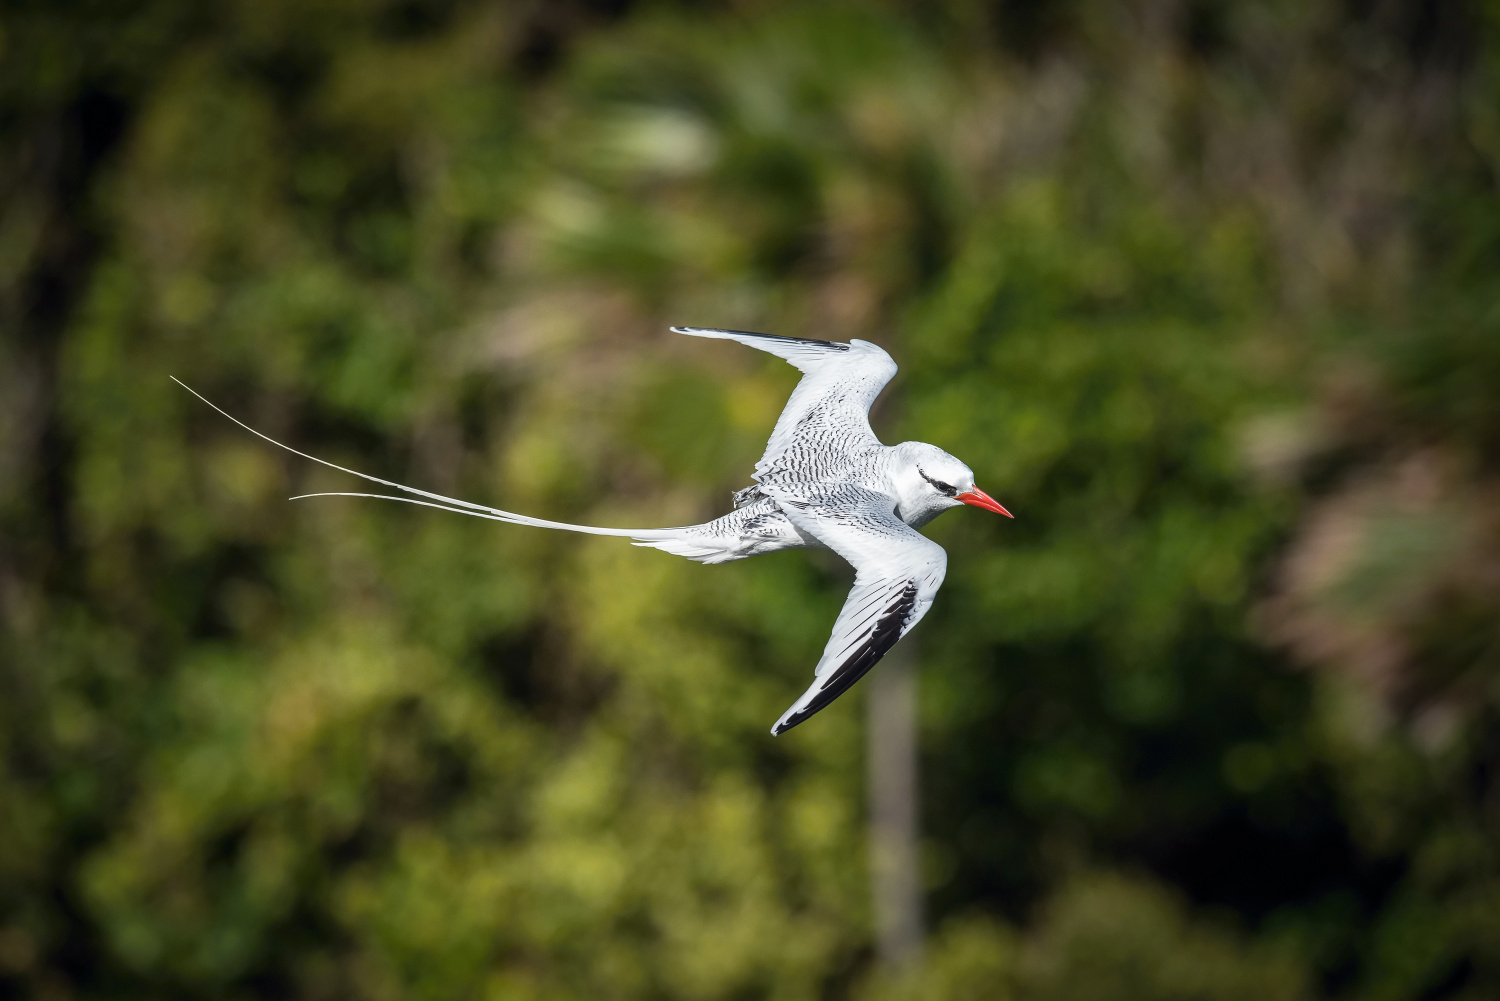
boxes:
[671,327,897,486]
[761,485,948,735]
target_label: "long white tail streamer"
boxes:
[171,376,677,540]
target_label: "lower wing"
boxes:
[762,486,948,734]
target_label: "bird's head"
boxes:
[892,442,1012,527]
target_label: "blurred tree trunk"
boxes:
[868,639,923,967]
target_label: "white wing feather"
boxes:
[671,327,897,486]
[762,485,947,734]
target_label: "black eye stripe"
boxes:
[919,468,957,496]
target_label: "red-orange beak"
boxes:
[956,487,1013,518]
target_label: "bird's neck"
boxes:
[897,501,946,529]
[885,447,949,528]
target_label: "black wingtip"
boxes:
[768,581,919,736]
[770,715,804,737]
[671,326,850,350]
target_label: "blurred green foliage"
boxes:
[2,1,1499,999]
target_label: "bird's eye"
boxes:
[919,468,957,496]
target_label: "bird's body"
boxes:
[175,327,1011,734]
[635,441,973,564]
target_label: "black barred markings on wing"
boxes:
[175,326,1012,735]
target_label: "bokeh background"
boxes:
[4,1,1500,998]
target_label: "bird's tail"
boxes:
[172,377,703,551]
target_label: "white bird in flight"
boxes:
[175,326,1012,734]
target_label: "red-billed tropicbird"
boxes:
[174,327,1012,734]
